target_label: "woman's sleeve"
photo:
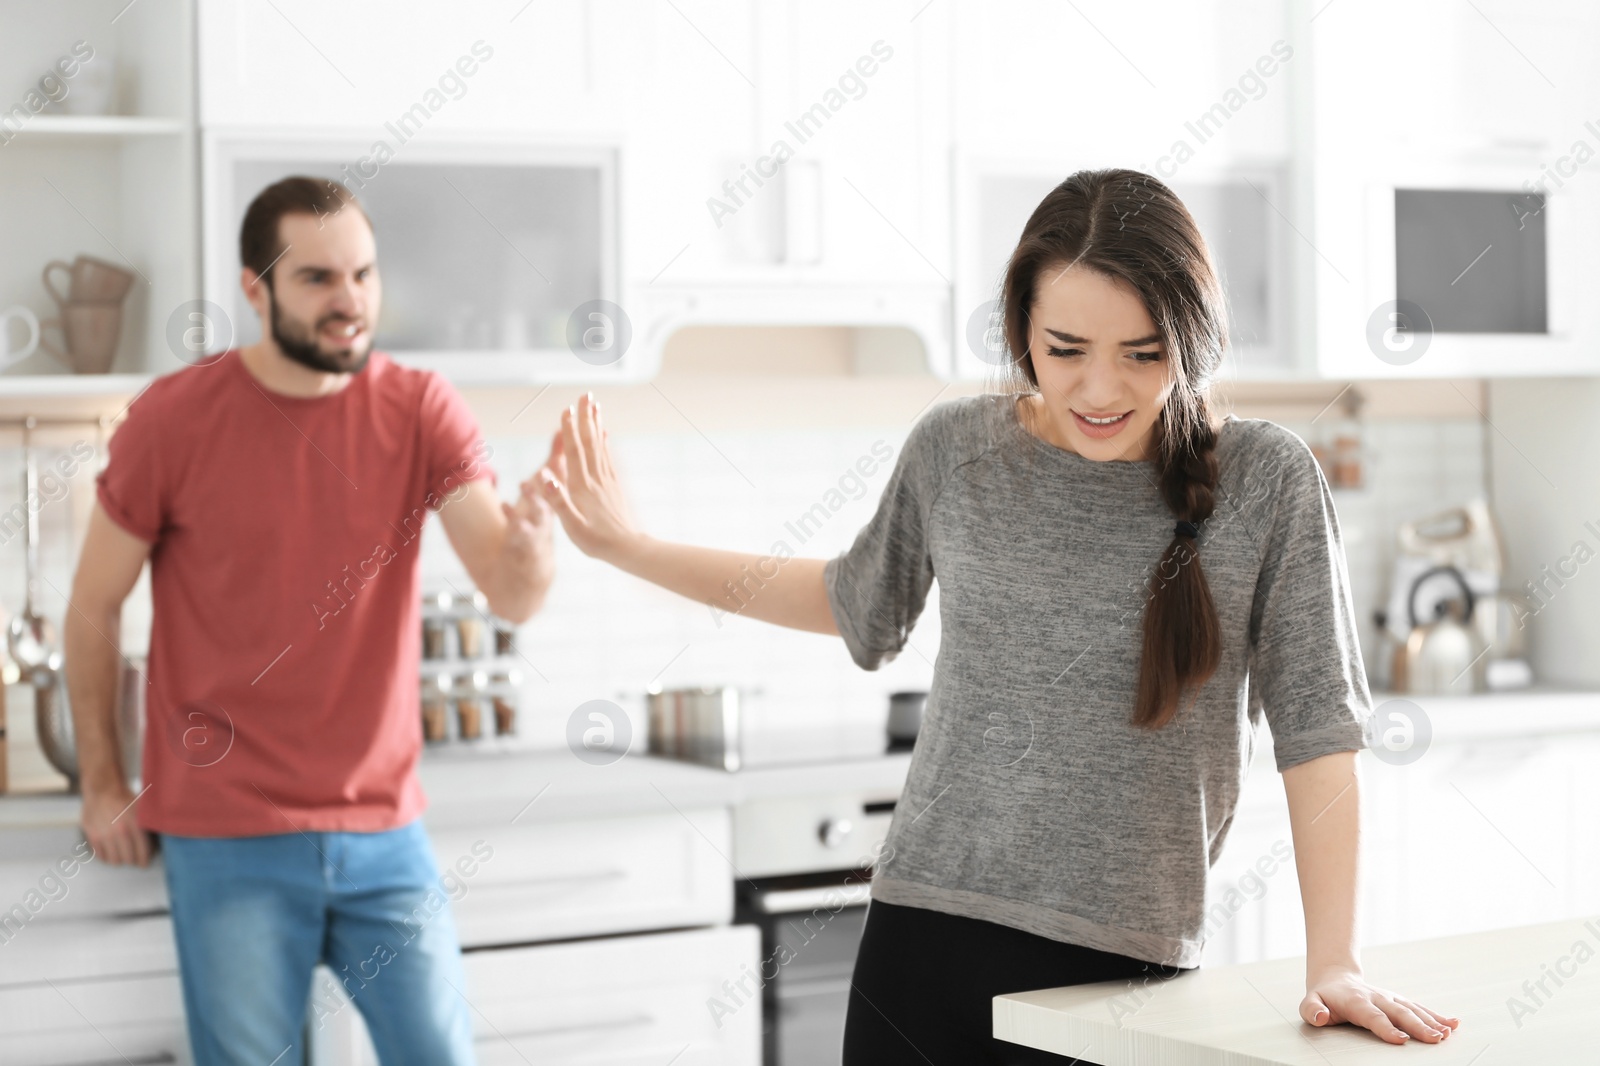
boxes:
[823,416,943,671]
[1246,429,1373,772]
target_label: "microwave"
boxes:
[1328,157,1600,378]
[201,129,622,383]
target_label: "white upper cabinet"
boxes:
[944,0,1315,381]
[196,0,954,379]
[632,0,954,376]
[1310,0,1600,379]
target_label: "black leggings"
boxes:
[841,899,1186,1065]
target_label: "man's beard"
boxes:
[267,288,373,375]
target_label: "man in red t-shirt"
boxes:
[66,176,557,1064]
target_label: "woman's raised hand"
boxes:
[537,393,642,562]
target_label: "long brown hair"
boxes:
[997,168,1228,730]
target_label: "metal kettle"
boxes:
[1394,565,1487,695]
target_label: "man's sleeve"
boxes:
[95,389,168,544]
[419,372,497,503]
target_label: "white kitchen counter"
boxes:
[0,748,912,836]
[995,915,1600,1064]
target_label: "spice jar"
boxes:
[421,673,453,743]
[484,668,520,737]
[493,622,516,657]
[422,616,450,661]
[457,616,486,658]
[456,695,485,741]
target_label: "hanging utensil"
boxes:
[6,417,61,686]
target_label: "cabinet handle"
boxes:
[473,1012,654,1044]
[471,869,628,893]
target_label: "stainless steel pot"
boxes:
[646,686,742,772]
[34,655,146,790]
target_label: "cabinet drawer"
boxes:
[0,913,176,984]
[311,924,762,1066]
[428,808,734,948]
[0,971,187,1065]
[0,846,168,925]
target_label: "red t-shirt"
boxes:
[95,349,496,836]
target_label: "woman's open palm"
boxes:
[537,393,640,560]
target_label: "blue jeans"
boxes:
[160,818,476,1065]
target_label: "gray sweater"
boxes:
[823,393,1372,968]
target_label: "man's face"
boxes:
[244,207,381,374]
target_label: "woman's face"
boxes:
[1025,263,1176,462]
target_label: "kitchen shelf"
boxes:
[0,373,152,398]
[10,115,188,138]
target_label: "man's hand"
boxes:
[81,780,152,867]
[504,450,557,563]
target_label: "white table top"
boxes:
[994,916,1599,1064]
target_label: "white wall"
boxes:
[1485,378,1600,688]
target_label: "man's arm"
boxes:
[68,502,155,866]
[436,454,557,625]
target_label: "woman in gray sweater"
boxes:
[536,168,1459,1062]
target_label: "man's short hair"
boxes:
[239,176,370,286]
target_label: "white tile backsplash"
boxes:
[0,412,1489,760]
[419,414,1489,753]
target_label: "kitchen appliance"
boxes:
[0,306,40,370]
[1393,565,1487,695]
[885,690,925,752]
[732,770,904,1065]
[1353,158,1600,374]
[1377,498,1530,690]
[647,685,742,772]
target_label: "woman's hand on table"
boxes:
[1302,965,1460,1044]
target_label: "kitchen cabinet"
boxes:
[944,0,1316,381]
[1205,693,1600,968]
[0,971,188,1066]
[629,0,955,376]
[310,925,762,1066]
[0,751,907,1065]
[431,808,734,947]
[1307,0,1600,379]
[0,0,199,387]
